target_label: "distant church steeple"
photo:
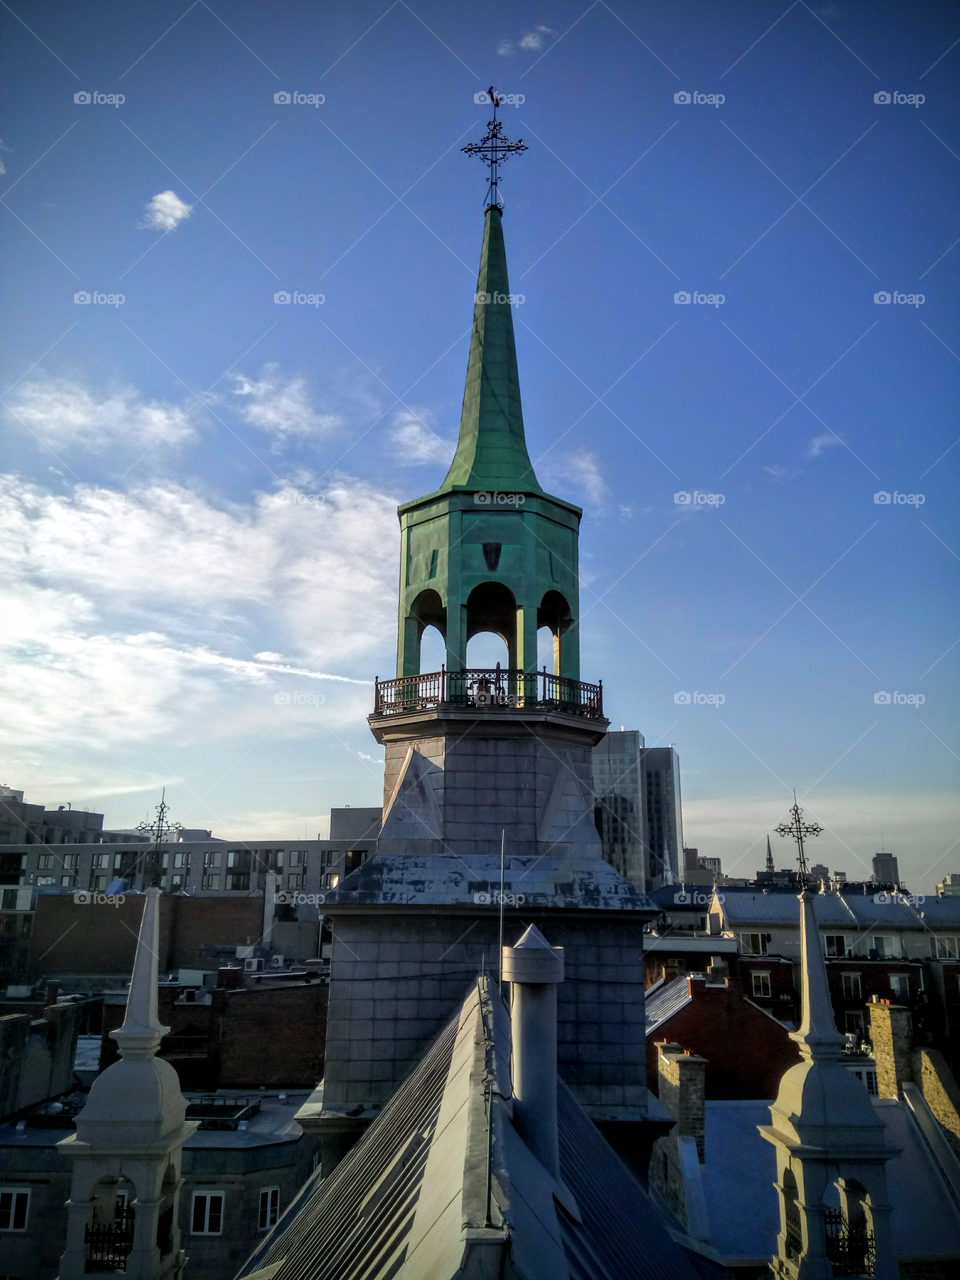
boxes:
[58,889,197,1279]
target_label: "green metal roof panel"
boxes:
[439,207,544,496]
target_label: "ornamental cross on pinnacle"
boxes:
[775,793,823,885]
[462,87,527,209]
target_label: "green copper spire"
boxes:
[439,207,544,496]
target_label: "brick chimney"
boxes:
[868,1000,914,1098]
[656,1041,707,1162]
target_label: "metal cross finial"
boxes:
[462,87,527,210]
[774,792,823,885]
[135,787,183,888]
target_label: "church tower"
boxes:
[395,203,582,682]
[370,119,607,860]
[759,891,898,1280]
[58,889,196,1280]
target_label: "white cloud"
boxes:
[0,472,399,757]
[141,190,193,232]
[388,409,454,465]
[232,363,341,438]
[4,377,197,453]
[808,431,844,458]
[498,39,515,56]
[519,25,555,51]
[543,451,606,505]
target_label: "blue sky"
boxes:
[1,0,958,889]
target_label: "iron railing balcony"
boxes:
[373,666,604,720]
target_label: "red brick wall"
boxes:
[28,896,264,978]
[647,976,800,1099]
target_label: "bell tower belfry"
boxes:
[369,97,607,860]
[396,203,582,681]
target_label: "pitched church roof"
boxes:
[237,977,703,1280]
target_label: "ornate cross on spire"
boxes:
[135,787,182,888]
[774,793,823,884]
[462,87,527,209]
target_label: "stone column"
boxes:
[868,1002,914,1098]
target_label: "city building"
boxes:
[937,873,960,897]
[591,729,646,887]
[640,746,683,887]
[872,851,901,886]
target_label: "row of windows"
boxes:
[747,969,911,1001]
[0,1187,281,1235]
[741,932,916,960]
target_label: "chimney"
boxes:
[656,1041,708,1162]
[706,955,728,981]
[46,983,59,1007]
[501,924,564,1179]
[868,1001,914,1098]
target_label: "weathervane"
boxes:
[774,793,823,886]
[462,87,527,209]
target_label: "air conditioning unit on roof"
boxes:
[243,958,263,972]
[269,955,284,969]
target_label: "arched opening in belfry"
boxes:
[466,582,518,668]
[782,1167,802,1262]
[420,625,446,673]
[538,590,573,675]
[537,625,554,670]
[85,1175,136,1272]
[404,589,446,675]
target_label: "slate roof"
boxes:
[238,978,706,1280]
[644,976,692,1035]
[717,890,937,931]
[324,853,657,914]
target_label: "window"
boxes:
[203,852,221,869]
[842,973,862,1000]
[845,1010,865,1033]
[258,1187,279,1231]
[1,890,17,910]
[935,936,959,959]
[191,1192,223,1235]
[173,852,189,870]
[170,874,184,890]
[0,1189,29,1231]
[873,935,900,959]
[36,876,55,886]
[752,971,771,998]
[288,851,303,868]
[226,871,249,891]
[60,874,76,887]
[851,1067,878,1096]
[740,932,767,956]
[890,974,910,1002]
[824,935,847,958]
[92,875,109,891]
[202,874,220,891]
[324,873,339,889]
[228,850,251,871]
[63,854,79,872]
[94,854,111,870]
[37,854,55,870]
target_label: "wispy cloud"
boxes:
[499,24,555,56]
[808,431,845,458]
[543,450,606,506]
[231,364,341,439]
[140,190,193,232]
[388,409,454,465]
[5,377,197,453]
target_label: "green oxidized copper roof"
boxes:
[438,206,545,496]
